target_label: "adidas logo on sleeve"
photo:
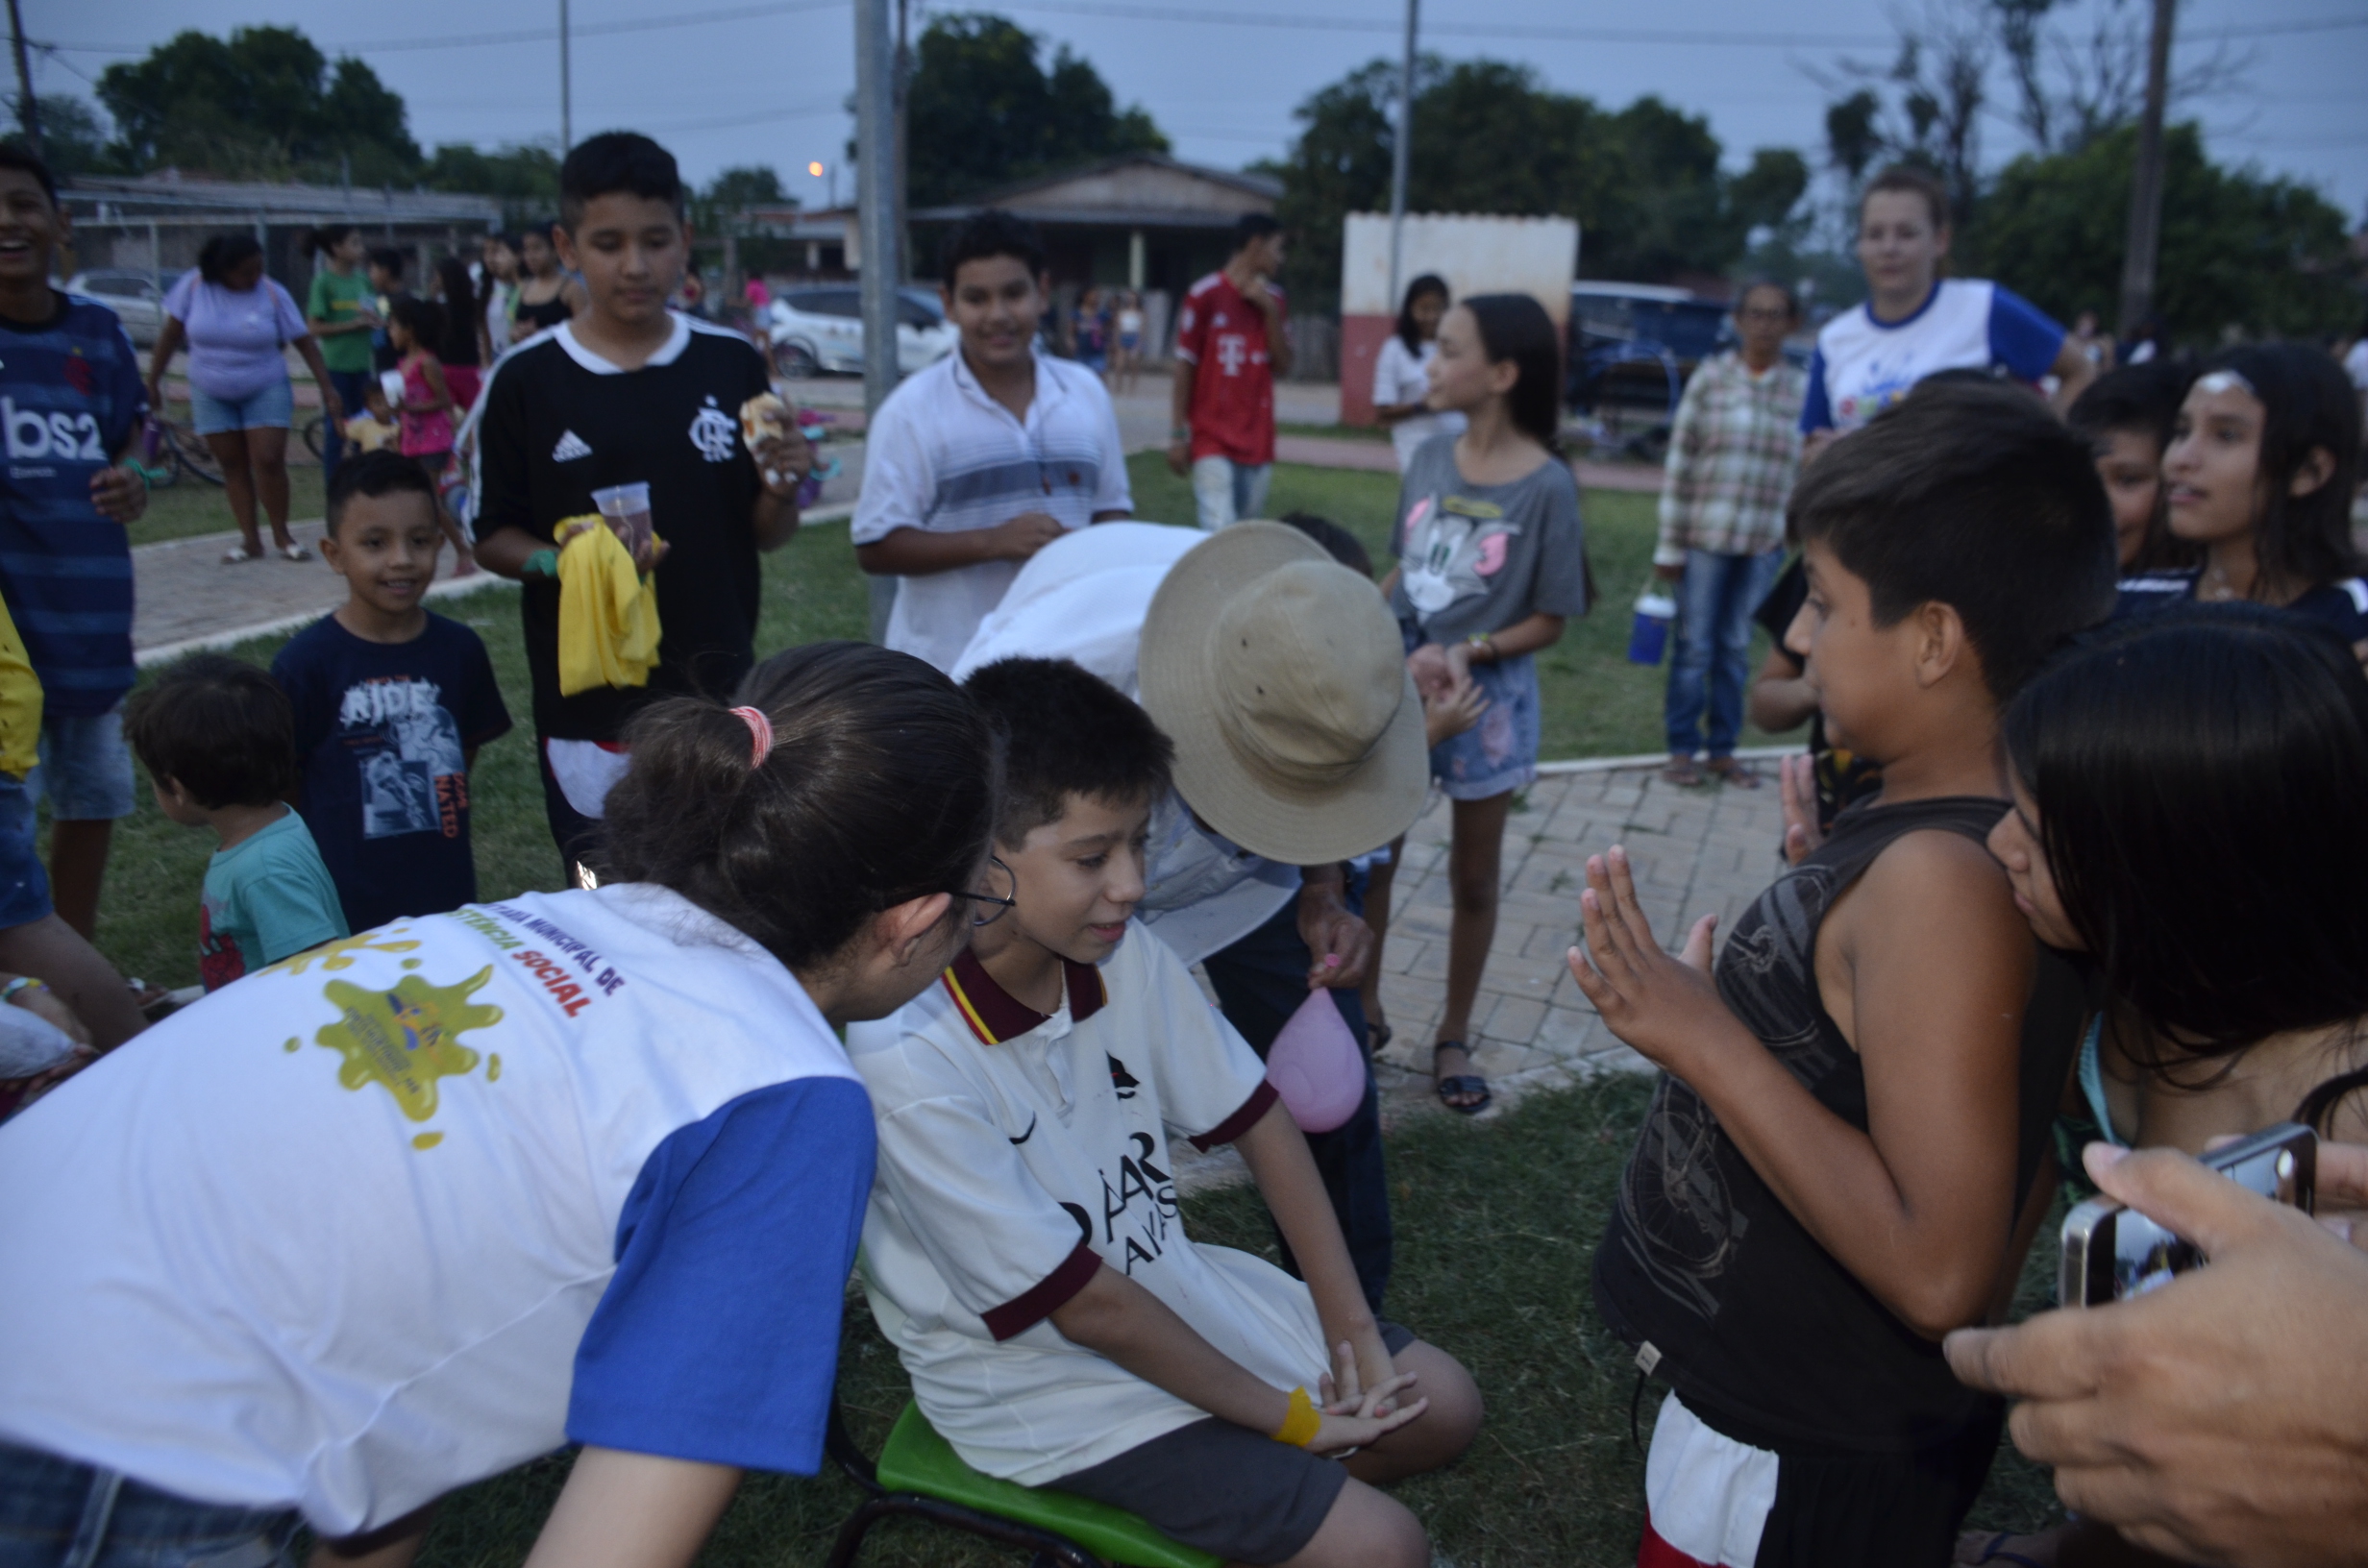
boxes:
[551,429,593,463]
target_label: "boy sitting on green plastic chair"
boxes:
[848,657,1481,1568]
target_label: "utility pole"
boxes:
[1386,0,1418,311]
[558,0,573,154]
[856,0,904,641]
[2117,0,2175,337]
[894,0,912,283]
[7,0,38,158]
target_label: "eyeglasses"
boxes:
[947,856,1018,927]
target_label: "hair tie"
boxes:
[728,705,775,769]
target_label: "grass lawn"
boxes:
[1123,452,1788,760]
[131,395,330,549]
[87,469,2070,1563]
[334,1073,2065,1566]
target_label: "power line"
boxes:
[41,0,849,59]
[40,4,2363,60]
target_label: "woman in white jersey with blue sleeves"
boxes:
[1801,165,2095,459]
[0,643,999,1568]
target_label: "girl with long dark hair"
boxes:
[1975,602,2368,1567]
[1371,273,1463,474]
[431,255,483,411]
[1991,603,2368,1158]
[0,642,998,1568]
[2137,343,2368,652]
[1369,293,1591,1113]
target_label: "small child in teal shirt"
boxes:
[124,655,347,990]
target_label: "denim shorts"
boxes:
[0,774,53,929]
[33,711,136,821]
[186,380,293,436]
[0,1441,299,1568]
[1429,649,1542,800]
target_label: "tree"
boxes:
[902,12,1166,209]
[1972,122,2355,343]
[95,27,419,184]
[705,166,788,208]
[8,95,113,178]
[421,144,561,226]
[1268,56,1806,309]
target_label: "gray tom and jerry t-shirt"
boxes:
[1388,433,1590,644]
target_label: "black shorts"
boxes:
[1045,1322,1418,1566]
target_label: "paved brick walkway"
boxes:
[1174,760,1790,1190]
[1365,763,1786,1118]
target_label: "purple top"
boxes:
[162,271,309,401]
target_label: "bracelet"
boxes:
[1466,631,1495,663]
[1270,1385,1321,1448]
[2,975,47,1003]
[525,548,560,578]
[1170,425,1192,443]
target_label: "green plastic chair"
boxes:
[824,1396,1222,1568]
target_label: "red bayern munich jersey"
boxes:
[1173,271,1284,465]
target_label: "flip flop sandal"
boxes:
[1660,758,1705,787]
[221,546,256,564]
[1432,1041,1492,1115]
[1708,758,1764,789]
[278,543,313,562]
[1961,1532,2052,1568]
[1368,1021,1394,1053]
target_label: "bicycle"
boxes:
[129,416,225,490]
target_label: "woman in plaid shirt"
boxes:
[1656,282,1807,787]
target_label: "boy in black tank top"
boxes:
[1567,381,2116,1568]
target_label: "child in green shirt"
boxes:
[304,224,380,485]
[125,656,347,991]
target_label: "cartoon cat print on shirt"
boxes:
[1399,492,1518,617]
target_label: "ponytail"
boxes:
[600,642,998,971]
[304,222,358,258]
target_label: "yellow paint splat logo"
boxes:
[266,929,425,978]
[312,967,504,1124]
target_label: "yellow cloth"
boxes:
[554,515,664,697]
[0,597,39,778]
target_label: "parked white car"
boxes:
[765,284,957,378]
[65,270,166,345]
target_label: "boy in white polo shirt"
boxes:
[848,657,1479,1568]
[851,211,1131,672]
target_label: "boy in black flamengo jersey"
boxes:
[471,131,811,875]
[1567,381,2113,1568]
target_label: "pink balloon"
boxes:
[1266,990,1366,1134]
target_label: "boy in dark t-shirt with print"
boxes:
[471,131,808,875]
[275,452,510,933]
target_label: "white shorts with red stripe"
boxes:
[1637,1391,1778,1568]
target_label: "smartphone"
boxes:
[2060,1121,2315,1307]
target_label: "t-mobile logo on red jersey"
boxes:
[1215,333,1249,377]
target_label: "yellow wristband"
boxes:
[1271,1385,1320,1448]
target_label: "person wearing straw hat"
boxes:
[953,519,1428,1311]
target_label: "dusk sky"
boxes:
[31,0,2368,231]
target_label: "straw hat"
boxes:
[1139,522,1427,864]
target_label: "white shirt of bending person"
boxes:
[952,523,1301,963]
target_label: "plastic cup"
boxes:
[1627,592,1677,666]
[591,481,654,559]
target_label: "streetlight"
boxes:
[809,159,837,209]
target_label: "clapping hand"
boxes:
[1779,754,1823,865]
[1566,845,1731,1078]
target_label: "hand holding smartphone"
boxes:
[2060,1122,2316,1307]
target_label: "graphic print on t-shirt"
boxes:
[688,396,736,463]
[1400,492,1517,615]
[338,677,469,840]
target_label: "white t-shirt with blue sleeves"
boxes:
[0,883,873,1535]
[1801,278,2066,434]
